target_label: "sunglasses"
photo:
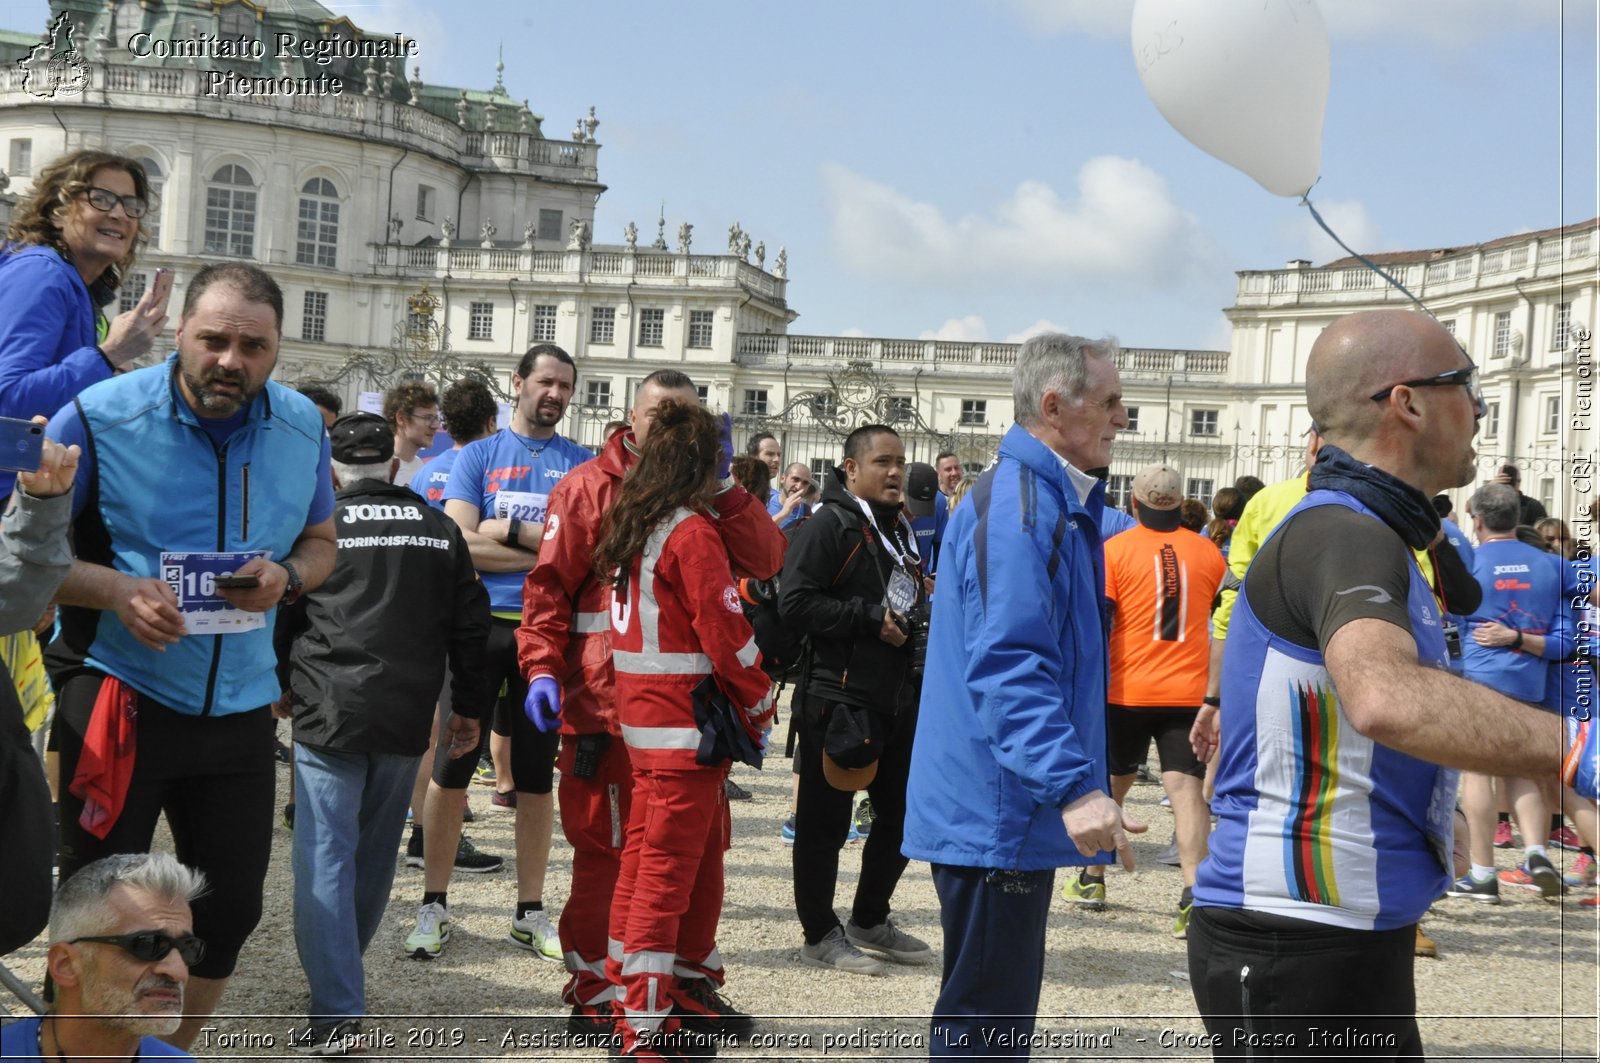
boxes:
[69,930,206,966]
[80,186,150,220]
[1369,364,1485,417]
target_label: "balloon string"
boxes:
[1299,195,1432,316]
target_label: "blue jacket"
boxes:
[903,424,1112,870]
[49,356,327,715]
[0,245,111,497]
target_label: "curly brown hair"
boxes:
[383,381,438,429]
[5,149,150,293]
[593,402,722,586]
[730,455,769,499]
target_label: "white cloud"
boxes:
[822,156,1217,289]
[1003,0,1569,47]
[1003,319,1073,343]
[919,316,990,342]
[1282,198,1382,264]
[837,326,867,338]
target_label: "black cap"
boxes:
[905,462,938,518]
[329,412,394,464]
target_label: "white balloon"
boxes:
[1131,0,1330,198]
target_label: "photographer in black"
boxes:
[778,424,931,976]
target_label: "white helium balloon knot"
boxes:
[1131,0,1330,198]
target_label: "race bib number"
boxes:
[885,566,919,617]
[493,490,549,524]
[160,550,272,634]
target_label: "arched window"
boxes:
[137,157,163,248]
[295,177,339,268]
[204,164,256,257]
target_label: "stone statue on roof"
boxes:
[754,241,765,270]
[774,247,787,278]
[737,231,752,262]
[624,222,638,251]
[523,221,537,248]
[727,223,742,255]
[567,219,591,251]
[677,223,693,255]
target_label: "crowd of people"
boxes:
[1,147,1598,1063]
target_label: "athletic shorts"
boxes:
[485,616,557,795]
[1106,703,1204,779]
[430,662,492,789]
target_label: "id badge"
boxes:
[160,550,272,634]
[885,566,918,617]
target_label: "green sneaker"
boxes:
[404,901,452,960]
[1061,871,1106,911]
[1172,903,1193,939]
[508,908,562,961]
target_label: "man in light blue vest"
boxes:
[1188,309,1582,1060]
[45,262,335,1051]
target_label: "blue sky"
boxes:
[22,0,1597,350]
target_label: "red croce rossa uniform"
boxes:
[516,427,783,1010]
[604,505,776,1049]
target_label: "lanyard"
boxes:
[847,491,920,571]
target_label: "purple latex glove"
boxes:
[715,412,734,481]
[524,676,562,732]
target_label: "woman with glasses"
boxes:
[1535,517,1578,561]
[0,149,172,499]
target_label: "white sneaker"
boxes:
[508,907,562,961]
[404,901,451,960]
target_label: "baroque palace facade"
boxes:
[1,0,1592,521]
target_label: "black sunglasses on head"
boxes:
[69,930,206,966]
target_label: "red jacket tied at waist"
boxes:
[69,675,138,839]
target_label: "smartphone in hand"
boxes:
[215,573,261,590]
[0,416,44,473]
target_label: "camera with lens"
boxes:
[899,602,932,679]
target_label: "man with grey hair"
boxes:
[1447,481,1572,904]
[0,852,205,1060]
[904,332,1140,1054]
[280,411,491,1054]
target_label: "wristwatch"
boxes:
[279,560,303,606]
[506,518,524,548]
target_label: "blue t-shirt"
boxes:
[49,395,333,525]
[1545,555,1599,712]
[442,428,592,614]
[767,486,813,530]
[1461,539,1570,703]
[410,447,461,511]
[1,1015,194,1060]
[907,497,949,577]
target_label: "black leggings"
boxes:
[53,672,275,980]
[1187,906,1424,1061]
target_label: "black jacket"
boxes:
[778,468,923,712]
[288,479,491,755]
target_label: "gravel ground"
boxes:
[4,724,1597,1061]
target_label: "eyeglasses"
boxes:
[69,930,206,966]
[1370,364,1485,417]
[409,413,441,427]
[80,186,150,220]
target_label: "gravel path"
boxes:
[3,730,1597,1060]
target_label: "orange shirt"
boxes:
[1104,525,1227,708]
